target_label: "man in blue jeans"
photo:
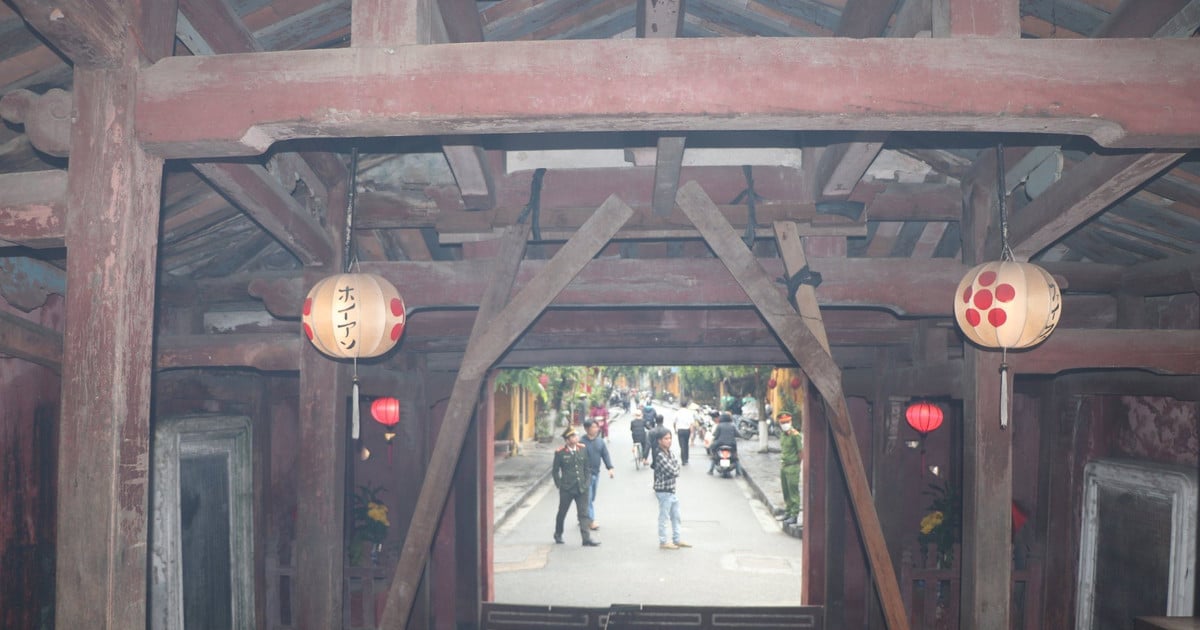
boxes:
[651,429,691,549]
[580,419,614,530]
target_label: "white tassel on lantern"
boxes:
[999,361,1009,430]
[351,378,361,439]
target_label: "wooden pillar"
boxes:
[802,384,827,606]
[294,270,351,630]
[55,66,165,628]
[959,147,1013,628]
[480,374,497,603]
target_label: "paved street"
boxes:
[494,406,803,608]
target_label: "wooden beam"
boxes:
[1118,253,1200,296]
[816,136,886,199]
[244,257,969,317]
[192,162,335,266]
[0,307,62,371]
[7,0,125,67]
[1012,329,1200,375]
[0,170,66,247]
[637,0,685,217]
[380,196,634,628]
[156,333,299,371]
[135,38,1200,158]
[774,222,831,353]
[676,181,908,630]
[1005,151,1185,259]
[353,0,496,211]
[0,256,66,311]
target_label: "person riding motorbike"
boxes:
[707,413,743,476]
[629,409,649,464]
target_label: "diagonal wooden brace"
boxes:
[677,181,909,630]
[379,195,635,629]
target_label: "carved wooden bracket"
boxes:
[0,88,72,157]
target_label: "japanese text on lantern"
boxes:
[336,284,359,350]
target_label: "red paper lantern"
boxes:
[538,374,550,387]
[767,378,778,389]
[789,376,802,389]
[371,397,401,427]
[905,401,943,435]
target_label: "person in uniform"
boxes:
[552,425,601,546]
[778,413,803,526]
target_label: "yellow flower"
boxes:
[368,502,391,527]
[920,511,944,535]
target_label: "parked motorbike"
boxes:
[735,415,757,439]
[712,444,739,478]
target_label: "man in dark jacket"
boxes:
[552,425,600,546]
[580,419,615,530]
[707,413,742,476]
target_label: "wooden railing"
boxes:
[265,553,393,629]
[899,544,1043,630]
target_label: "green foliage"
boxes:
[917,477,961,563]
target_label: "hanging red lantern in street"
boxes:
[768,377,778,390]
[539,373,550,387]
[905,401,943,436]
[790,375,802,390]
[302,273,406,359]
[371,397,401,464]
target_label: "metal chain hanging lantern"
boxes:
[299,149,407,442]
[953,143,1062,429]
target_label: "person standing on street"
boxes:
[580,419,615,530]
[778,413,803,526]
[552,425,600,546]
[651,429,691,549]
[674,404,694,465]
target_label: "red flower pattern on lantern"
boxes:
[768,378,778,390]
[790,376,802,390]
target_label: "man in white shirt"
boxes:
[674,404,695,465]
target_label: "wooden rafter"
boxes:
[380,195,634,628]
[136,38,1200,158]
[677,181,908,630]
[0,307,62,371]
[0,169,65,247]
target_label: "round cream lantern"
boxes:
[953,261,1061,350]
[302,273,406,359]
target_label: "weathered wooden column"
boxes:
[960,146,1013,628]
[12,0,178,626]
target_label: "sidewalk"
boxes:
[492,413,801,538]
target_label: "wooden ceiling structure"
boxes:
[1,0,1199,629]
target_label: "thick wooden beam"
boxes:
[1118,253,1200,296]
[0,170,66,247]
[135,38,1200,158]
[7,0,125,67]
[192,161,335,266]
[0,256,66,311]
[0,307,62,371]
[1012,329,1200,375]
[156,333,299,371]
[677,181,909,630]
[247,257,969,317]
[380,196,634,628]
[1005,151,1185,259]
[353,0,496,211]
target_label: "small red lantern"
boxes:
[790,376,802,390]
[371,397,400,427]
[768,378,778,390]
[539,373,550,387]
[905,401,943,435]
[906,401,943,478]
[371,397,401,464]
